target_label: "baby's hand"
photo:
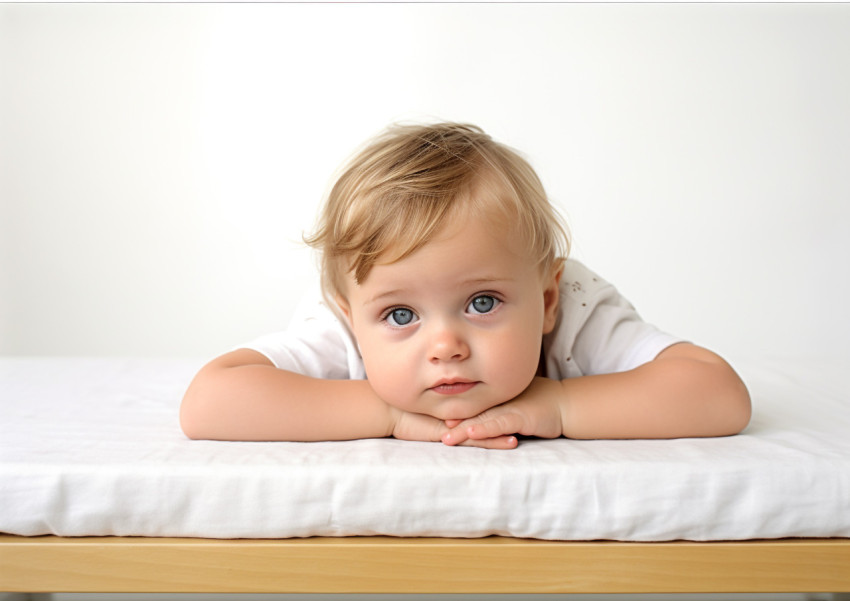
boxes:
[441,378,565,447]
[390,407,518,449]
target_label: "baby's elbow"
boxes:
[733,391,753,435]
[721,372,752,436]
[179,375,219,440]
[179,389,206,440]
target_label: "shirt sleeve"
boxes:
[237,287,366,381]
[544,260,685,379]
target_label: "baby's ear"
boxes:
[335,294,352,324]
[542,262,563,334]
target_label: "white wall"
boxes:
[2,3,848,361]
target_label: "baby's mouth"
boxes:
[429,380,478,395]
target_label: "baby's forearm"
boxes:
[559,343,751,439]
[180,350,394,441]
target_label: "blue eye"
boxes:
[386,307,417,327]
[468,295,499,315]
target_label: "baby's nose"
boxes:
[428,324,470,362]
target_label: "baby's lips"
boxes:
[429,380,478,395]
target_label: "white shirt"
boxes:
[241,260,683,380]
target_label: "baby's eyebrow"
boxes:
[364,288,408,307]
[364,276,515,307]
[461,276,515,287]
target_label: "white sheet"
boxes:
[1,356,849,541]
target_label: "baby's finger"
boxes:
[465,414,523,440]
[442,414,516,446]
[459,435,518,450]
[441,426,469,446]
[441,422,519,449]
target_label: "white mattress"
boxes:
[1,356,849,541]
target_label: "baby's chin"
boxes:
[430,398,507,422]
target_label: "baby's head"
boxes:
[306,122,570,419]
[309,122,568,300]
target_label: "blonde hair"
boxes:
[305,122,569,300]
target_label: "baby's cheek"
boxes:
[491,339,540,395]
[364,359,415,409]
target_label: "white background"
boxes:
[2,3,848,362]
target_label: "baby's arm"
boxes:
[443,343,751,444]
[180,349,395,441]
[180,349,516,447]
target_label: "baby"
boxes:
[181,122,751,448]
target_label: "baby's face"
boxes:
[338,215,561,421]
